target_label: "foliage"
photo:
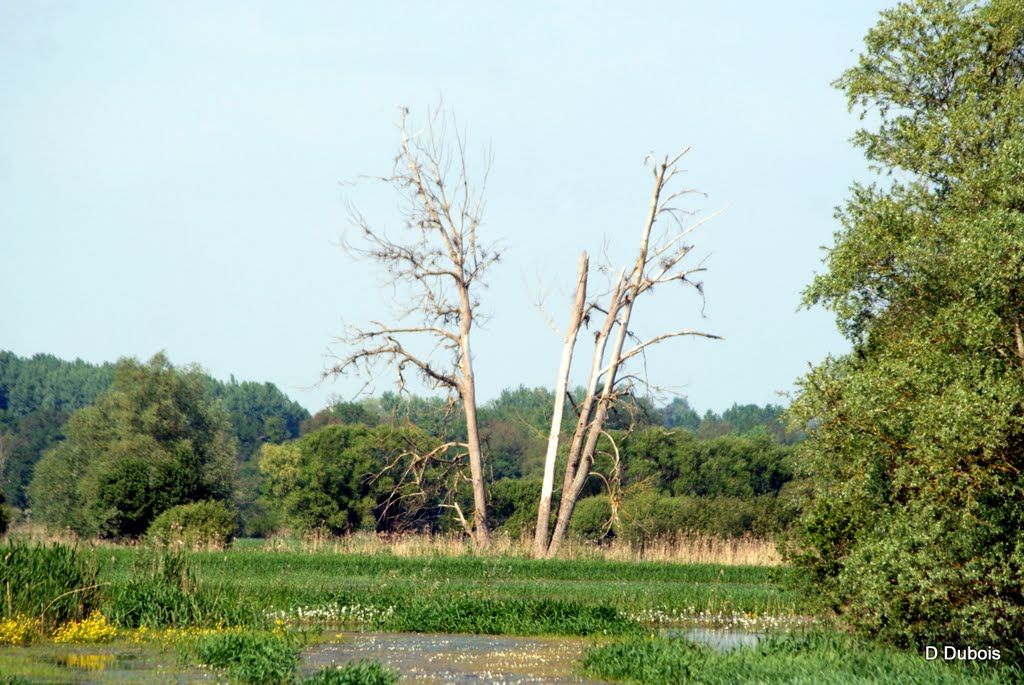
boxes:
[380,595,640,636]
[0,409,70,509]
[582,633,1016,685]
[614,492,791,541]
[148,500,239,550]
[0,543,102,634]
[28,353,237,538]
[0,490,8,536]
[660,397,701,431]
[0,351,308,519]
[0,351,113,509]
[105,549,260,629]
[569,494,614,542]
[260,424,445,535]
[184,629,300,684]
[789,0,1024,657]
[212,378,309,459]
[301,663,398,685]
[0,351,114,421]
[623,429,793,499]
[489,477,541,533]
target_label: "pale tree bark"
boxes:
[328,107,497,548]
[532,252,589,558]
[535,151,722,558]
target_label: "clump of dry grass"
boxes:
[260,529,781,566]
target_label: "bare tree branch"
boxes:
[536,150,722,558]
[329,106,498,547]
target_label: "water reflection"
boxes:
[56,652,118,671]
[667,627,764,651]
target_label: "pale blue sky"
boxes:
[2,1,891,414]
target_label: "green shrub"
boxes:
[615,493,785,542]
[0,543,101,632]
[301,663,398,685]
[569,495,613,542]
[147,500,238,550]
[187,630,300,684]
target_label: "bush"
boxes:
[147,500,238,550]
[614,493,785,542]
[569,495,613,542]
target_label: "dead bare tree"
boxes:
[327,107,498,548]
[534,150,722,559]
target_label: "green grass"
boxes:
[183,629,301,684]
[0,542,103,632]
[6,541,1020,683]
[94,546,803,635]
[380,596,640,636]
[581,633,1019,684]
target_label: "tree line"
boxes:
[0,350,797,543]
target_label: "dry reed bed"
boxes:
[263,530,781,566]
[5,522,781,565]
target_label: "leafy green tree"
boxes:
[28,354,236,538]
[660,397,700,431]
[489,476,542,533]
[259,424,443,534]
[623,428,791,499]
[212,378,309,459]
[0,351,115,420]
[789,0,1024,655]
[0,408,68,509]
[623,428,699,493]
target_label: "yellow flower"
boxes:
[0,614,40,644]
[52,611,118,644]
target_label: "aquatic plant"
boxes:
[104,549,260,628]
[300,662,399,685]
[52,610,117,643]
[0,615,40,645]
[186,629,301,684]
[0,542,102,635]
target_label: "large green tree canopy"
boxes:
[29,353,237,538]
[790,0,1024,655]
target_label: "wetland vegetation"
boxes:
[3,0,1024,681]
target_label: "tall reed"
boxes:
[0,542,103,633]
[262,530,781,566]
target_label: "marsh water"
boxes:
[308,632,604,684]
[5,626,765,683]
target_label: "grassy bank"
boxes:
[582,633,1019,684]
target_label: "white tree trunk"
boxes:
[532,252,589,558]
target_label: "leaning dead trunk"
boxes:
[535,151,721,558]
[532,252,589,558]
